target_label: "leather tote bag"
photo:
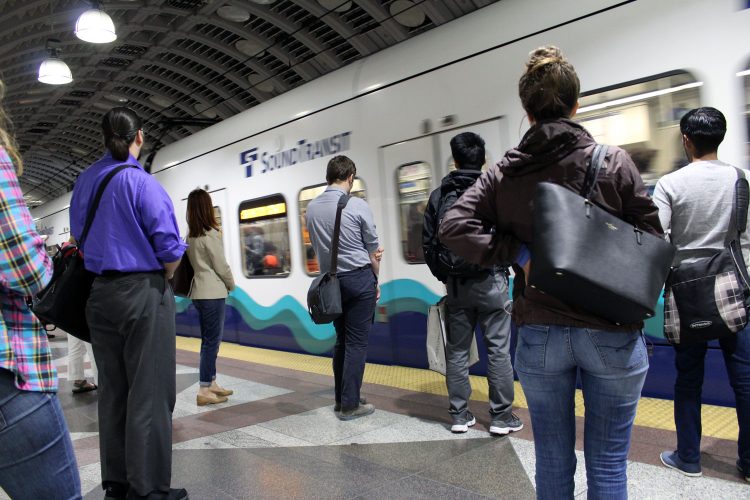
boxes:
[169,244,194,298]
[663,167,750,344]
[31,165,133,342]
[307,194,350,324]
[529,145,676,325]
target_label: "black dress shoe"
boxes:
[104,482,129,500]
[126,488,189,500]
[334,398,367,412]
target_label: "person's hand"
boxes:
[376,285,381,302]
[374,247,384,262]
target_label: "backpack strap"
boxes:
[329,194,351,276]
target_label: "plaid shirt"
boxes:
[0,147,55,392]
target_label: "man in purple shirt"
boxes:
[70,108,188,500]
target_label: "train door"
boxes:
[379,118,509,369]
[435,118,508,177]
[380,137,440,367]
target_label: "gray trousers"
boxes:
[445,272,514,420]
[86,272,176,497]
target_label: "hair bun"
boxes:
[525,46,564,73]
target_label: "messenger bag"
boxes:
[307,194,350,324]
[663,167,750,344]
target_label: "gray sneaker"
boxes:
[339,403,375,421]
[451,411,476,433]
[489,413,523,436]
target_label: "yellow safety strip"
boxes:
[176,337,739,441]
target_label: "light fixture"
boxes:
[390,0,425,28]
[737,69,750,77]
[217,5,250,22]
[75,2,117,43]
[248,74,275,93]
[38,39,73,85]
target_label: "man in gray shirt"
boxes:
[653,107,750,481]
[306,155,383,420]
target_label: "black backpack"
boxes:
[424,184,486,283]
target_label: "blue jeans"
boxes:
[515,325,648,500]
[193,299,227,386]
[673,325,750,472]
[0,369,81,500]
[332,267,377,410]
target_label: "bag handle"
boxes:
[329,194,351,276]
[580,144,608,200]
[79,165,134,247]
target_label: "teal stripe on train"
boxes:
[174,278,667,349]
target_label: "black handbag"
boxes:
[663,167,750,344]
[31,165,133,342]
[528,144,676,325]
[169,244,193,298]
[307,194,350,324]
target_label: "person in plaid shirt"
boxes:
[0,79,81,498]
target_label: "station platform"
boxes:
[7,333,748,499]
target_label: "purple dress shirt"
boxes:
[70,152,186,275]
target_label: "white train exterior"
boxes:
[32,0,750,405]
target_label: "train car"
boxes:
[32,0,750,406]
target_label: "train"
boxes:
[32,0,750,406]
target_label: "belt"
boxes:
[99,269,165,277]
[339,264,372,274]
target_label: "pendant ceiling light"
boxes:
[75,2,117,43]
[38,39,73,85]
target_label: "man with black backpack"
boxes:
[422,132,522,435]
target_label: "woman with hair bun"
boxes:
[440,46,663,499]
[69,107,188,500]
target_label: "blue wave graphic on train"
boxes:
[174,279,734,406]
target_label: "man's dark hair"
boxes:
[326,155,356,184]
[680,107,726,157]
[450,132,485,170]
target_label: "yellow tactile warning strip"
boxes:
[176,337,739,441]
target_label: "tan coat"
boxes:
[186,228,235,299]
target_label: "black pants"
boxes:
[86,272,176,497]
[332,267,377,410]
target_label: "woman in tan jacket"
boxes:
[186,189,236,406]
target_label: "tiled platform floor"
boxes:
[2,333,748,499]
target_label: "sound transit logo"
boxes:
[240,131,352,178]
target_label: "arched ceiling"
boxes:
[0,0,498,207]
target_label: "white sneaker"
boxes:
[450,412,476,433]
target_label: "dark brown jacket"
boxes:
[439,119,663,330]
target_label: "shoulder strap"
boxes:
[725,167,749,247]
[580,144,607,200]
[329,194,351,275]
[79,165,134,246]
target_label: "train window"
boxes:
[397,162,431,264]
[214,206,222,230]
[238,194,291,278]
[576,72,702,193]
[298,180,368,276]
